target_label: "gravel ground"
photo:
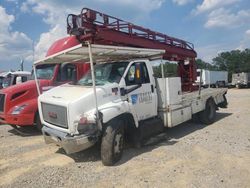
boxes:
[0,88,250,188]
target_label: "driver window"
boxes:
[57,64,76,82]
[21,76,28,82]
[125,62,150,86]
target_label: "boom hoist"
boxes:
[67,8,197,91]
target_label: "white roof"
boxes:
[0,71,31,77]
[34,43,165,65]
[0,72,8,77]
[12,71,31,75]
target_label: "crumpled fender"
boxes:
[98,101,139,127]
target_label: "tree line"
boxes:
[153,48,250,82]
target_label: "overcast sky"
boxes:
[0,0,250,71]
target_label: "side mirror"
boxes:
[135,63,143,84]
[16,76,22,84]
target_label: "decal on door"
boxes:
[139,92,152,104]
[131,94,138,105]
[131,92,152,105]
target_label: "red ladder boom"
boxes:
[67,8,197,91]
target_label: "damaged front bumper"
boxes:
[42,126,98,154]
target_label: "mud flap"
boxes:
[218,94,228,108]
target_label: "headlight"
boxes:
[11,104,28,115]
[76,115,97,134]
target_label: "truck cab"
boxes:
[232,72,250,88]
[0,36,90,130]
[0,71,31,89]
[40,59,157,132]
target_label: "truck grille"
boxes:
[42,103,68,128]
[0,94,5,112]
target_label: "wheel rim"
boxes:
[114,133,123,154]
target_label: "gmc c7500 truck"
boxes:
[36,44,227,166]
[34,8,227,166]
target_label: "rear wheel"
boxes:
[101,118,124,166]
[35,113,42,131]
[198,98,216,125]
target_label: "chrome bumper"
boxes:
[42,126,97,154]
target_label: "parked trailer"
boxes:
[232,72,250,88]
[196,69,228,88]
[36,44,228,166]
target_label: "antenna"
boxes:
[32,40,35,63]
[20,58,24,71]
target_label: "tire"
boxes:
[215,82,219,88]
[198,98,216,125]
[222,81,226,88]
[35,113,43,131]
[101,118,124,166]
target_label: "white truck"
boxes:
[0,71,31,89]
[231,72,250,88]
[35,43,228,166]
[196,69,228,88]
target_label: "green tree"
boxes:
[196,59,216,70]
[212,48,250,82]
[153,62,177,78]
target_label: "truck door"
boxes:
[124,61,157,121]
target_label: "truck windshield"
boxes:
[77,62,129,86]
[35,64,56,80]
[2,75,11,88]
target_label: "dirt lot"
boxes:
[0,89,250,188]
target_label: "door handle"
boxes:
[151,84,154,93]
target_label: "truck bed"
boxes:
[156,78,227,128]
[182,88,227,104]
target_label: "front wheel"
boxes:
[198,98,216,125]
[101,118,124,166]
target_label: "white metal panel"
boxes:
[34,43,165,65]
[191,99,204,114]
[167,106,192,127]
[156,77,182,109]
[156,78,167,109]
[166,77,182,105]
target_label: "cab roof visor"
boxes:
[34,44,165,66]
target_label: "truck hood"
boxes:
[39,83,121,107]
[0,79,51,94]
[39,84,94,105]
[39,83,122,133]
[0,79,52,114]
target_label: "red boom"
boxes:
[67,8,197,91]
